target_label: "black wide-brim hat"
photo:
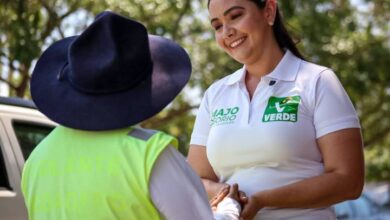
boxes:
[31,11,191,131]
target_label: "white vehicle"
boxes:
[0,96,56,220]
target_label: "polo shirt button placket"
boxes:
[238,82,251,125]
[247,78,270,125]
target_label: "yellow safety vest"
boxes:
[22,125,177,220]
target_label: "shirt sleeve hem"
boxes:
[189,136,208,146]
[316,119,360,138]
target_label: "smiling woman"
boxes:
[187,0,365,220]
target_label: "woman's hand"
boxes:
[240,195,263,220]
[210,183,248,210]
[237,189,248,208]
[210,185,230,210]
[227,183,240,201]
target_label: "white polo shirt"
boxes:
[190,50,360,220]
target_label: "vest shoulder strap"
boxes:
[128,127,158,141]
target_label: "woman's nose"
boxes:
[223,25,234,39]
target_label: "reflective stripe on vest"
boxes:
[128,127,158,141]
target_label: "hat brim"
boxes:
[31,35,191,130]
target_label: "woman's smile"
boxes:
[228,36,247,48]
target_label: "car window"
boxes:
[12,121,54,160]
[0,141,11,189]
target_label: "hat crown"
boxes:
[67,12,152,94]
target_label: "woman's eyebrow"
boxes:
[210,6,245,24]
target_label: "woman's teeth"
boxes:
[230,37,246,48]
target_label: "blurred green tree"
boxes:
[0,0,388,180]
[0,0,106,97]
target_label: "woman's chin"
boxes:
[231,53,250,64]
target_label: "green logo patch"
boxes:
[262,96,301,122]
[211,107,239,126]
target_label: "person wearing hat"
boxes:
[21,11,242,220]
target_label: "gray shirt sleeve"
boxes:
[149,146,240,220]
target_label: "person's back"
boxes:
[22,126,176,220]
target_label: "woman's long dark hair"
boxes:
[208,0,304,59]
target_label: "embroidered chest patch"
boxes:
[262,96,301,122]
[211,107,240,126]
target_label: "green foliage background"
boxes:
[0,0,389,181]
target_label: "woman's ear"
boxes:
[264,0,277,26]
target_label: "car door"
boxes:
[0,118,27,220]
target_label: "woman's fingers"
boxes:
[210,183,249,210]
[239,190,248,204]
[228,183,239,200]
[210,185,230,207]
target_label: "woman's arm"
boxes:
[241,128,365,219]
[187,145,228,198]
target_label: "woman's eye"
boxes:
[213,24,222,30]
[231,13,242,20]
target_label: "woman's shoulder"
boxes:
[298,59,333,78]
[295,59,340,88]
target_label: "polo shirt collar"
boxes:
[225,50,301,85]
[225,67,246,85]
